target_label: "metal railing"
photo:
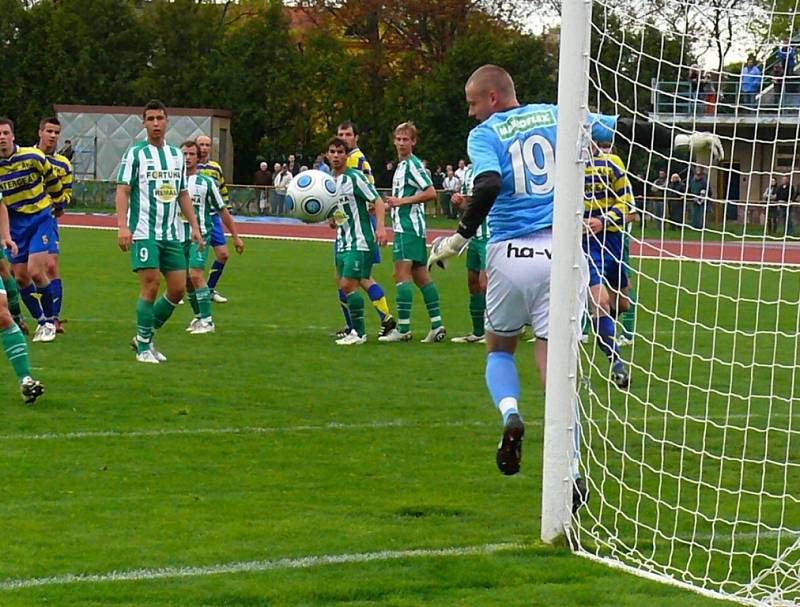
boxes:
[653,78,800,115]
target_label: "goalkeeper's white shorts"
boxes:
[485,229,587,340]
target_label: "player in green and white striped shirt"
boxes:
[379,121,445,343]
[116,100,203,364]
[450,164,489,343]
[180,141,244,335]
[327,137,387,345]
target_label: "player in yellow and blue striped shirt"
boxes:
[0,190,44,404]
[197,135,237,304]
[334,121,395,339]
[0,117,66,344]
[583,142,634,388]
[37,117,72,334]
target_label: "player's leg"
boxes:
[47,217,64,333]
[206,215,229,302]
[187,239,214,334]
[0,257,25,333]
[452,242,486,343]
[378,240,414,342]
[359,276,395,333]
[9,219,47,335]
[412,263,445,343]
[152,242,187,333]
[333,245,354,338]
[335,253,369,345]
[619,232,636,344]
[23,213,57,339]
[484,238,531,476]
[0,278,43,404]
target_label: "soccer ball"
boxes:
[285,170,338,223]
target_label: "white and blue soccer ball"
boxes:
[285,169,338,223]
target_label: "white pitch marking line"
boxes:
[0,542,525,591]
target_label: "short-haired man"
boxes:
[37,117,72,334]
[334,120,395,338]
[0,116,66,344]
[180,141,244,334]
[379,121,445,343]
[327,137,387,345]
[197,135,231,304]
[116,100,203,363]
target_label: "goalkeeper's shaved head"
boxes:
[465,64,519,122]
[466,65,517,99]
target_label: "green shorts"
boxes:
[131,240,186,273]
[392,232,427,266]
[336,248,374,280]
[184,236,212,270]
[466,239,487,272]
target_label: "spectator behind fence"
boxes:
[667,172,686,230]
[254,161,273,215]
[58,139,74,161]
[441,165,461,220]
[688,167,709,229]
[454,158,467,184]
[270,163,291,215]
[762,176,778,231]
[650,168,669,229]
[315,154,331,174]
[740,57,761,107]
[775,174,797,236]
[286,154,300,176]
[688,65,703,112]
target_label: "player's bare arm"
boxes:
[219,207,244,254]
[0,203,17,257]
[386,185,437,209]
[373,195,387,246]
[115,184,132,252]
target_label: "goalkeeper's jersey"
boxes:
[47,152,73,213]
[182,173,226,239]
[0,145,64,214]
[583,152,632,233]
[117,141,187,241]
[334,168,378,253]
[198,159,229,207]
[467,104,617,243]
[391,154,432,237]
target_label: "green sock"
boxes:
[136,298,155,353]
[396,282,413,334]
[346,291,365,337]
[195,286,212,321]
[622,289,636,338]
[5,275,21,317]
[188,289,200,316]
[469,292,486,337]
[153,295,177,331]
[2,324,30,381]
[420,282,442,329]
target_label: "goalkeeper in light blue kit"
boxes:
[428,65,722,507]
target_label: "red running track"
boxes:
[60,213,800,265]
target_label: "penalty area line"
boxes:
[0,542,525,590]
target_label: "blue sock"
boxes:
[593,315,619,362]
[485,351,521,424]
[50,278,63,319]
[20,284,44,325]
[38,282,54,321]
[207,260,226,290]
[338,288,353,330]
[366,283,387,321]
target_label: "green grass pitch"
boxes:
[0,227,742,605]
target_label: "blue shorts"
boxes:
[9,209,54,264]
[209,214,226,248]
[48,216,60,255]
[584,231,628,291]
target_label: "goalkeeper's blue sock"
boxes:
[486,351,520,424]
[593,315,619,363]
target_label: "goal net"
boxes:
[554,1,800,604]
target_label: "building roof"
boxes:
[54,104,232,118]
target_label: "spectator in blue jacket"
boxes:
[740,57,761,107]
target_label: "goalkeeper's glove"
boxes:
[427,233,469,270]
[674,131,724,165]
